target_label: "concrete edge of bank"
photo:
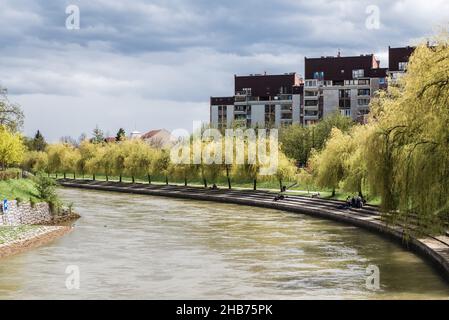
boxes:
[0,226,73,259]
[58,179,449,283]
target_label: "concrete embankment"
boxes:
[0,199,80,259]
[59,179,449,283]
[0,225,72,259]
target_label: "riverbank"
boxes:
[58,178,449,283]
[0,225,73,259]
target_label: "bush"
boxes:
[34,173,57,201]
[15,197,24,206]
[30,197,37,208]
[0,168,21,181]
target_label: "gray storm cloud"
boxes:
[0,0,448,141]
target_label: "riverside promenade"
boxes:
[59,179,449,282]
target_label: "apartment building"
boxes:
[210,73,304,129]
[303,54,387,124]
[388,46,415,82]
[210,45,416,128]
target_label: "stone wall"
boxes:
[0,200,53,226]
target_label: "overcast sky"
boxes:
[1,0,448,141]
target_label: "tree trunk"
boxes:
[184,177,187,187]
[165,176,168,185]
[204,179,208,188]
[93,173,96,181]
[226,165,231,189]
[253,179,257,191]
[74,173,76,179]
[279,179,283,192]
[119,175,122,182]
[132,176,135,183]
[64,172,66,179]
[148,174,151,184]
[106,174,109,182]
[332,188,336,197]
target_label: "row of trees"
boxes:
[22,138,298,191]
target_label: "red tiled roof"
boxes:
[141,129,162,139]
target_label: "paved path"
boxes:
[58,179,449,282]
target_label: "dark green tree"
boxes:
[92,125,105,144]
[116,128,126,142]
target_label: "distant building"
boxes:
[210,45,418,127]
[304,53,387,124]
[210,73,304,129]
[141,129,173,148]
[130,131,142,140]
[387,46,415,83]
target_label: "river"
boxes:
[0,187,448,299]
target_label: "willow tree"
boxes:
[151,149,171,185]
[339,124,373,198]
[231,135,262,190]
[77,141,97,179]
[85,144,105,180]
[366,35,449,234]
[0,125,25,170]
[124,140,152,183]
[46,144,68,178]
[309,128,352,197]
[273,151,297,192]
[22,150,48,173]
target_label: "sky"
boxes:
[1,0,448,142]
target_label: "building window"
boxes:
[358,98,370,106]
[339,89,351,109]
[341,109,351,117]
[281,113,292,120]
[398,62,408,71]
[305,110,318,117]
[305,100,318,107]
[305,90,318,97]
[264,105,275,126]
[358,79,370,85]
[305,80,317,87]
[339,89,351,98]
[242,88,252,95]
[313,71,324,80]
[352,69,364,79]
[217,105,227,129]
[379,78,386,85]
[358,89,370,96]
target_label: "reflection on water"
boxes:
[0,188,448,299]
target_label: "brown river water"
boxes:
[0,187,448,299]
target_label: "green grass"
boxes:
[0,178,40,202]
[54,172,380,206]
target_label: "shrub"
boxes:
[30,197,37,208]
[15,197,23,206]
[0,168,21,181]
[34,173,57,201]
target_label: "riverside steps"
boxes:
[58,178,449,282]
